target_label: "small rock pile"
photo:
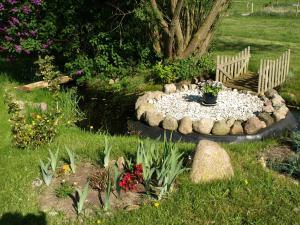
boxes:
[135,82,290,136]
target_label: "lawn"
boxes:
[1,1,300,224]
[213,0,300,105]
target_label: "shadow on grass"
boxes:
[0,212,47,225]
[214,39,287,54]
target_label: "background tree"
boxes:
[147,0,230,59]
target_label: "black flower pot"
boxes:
[202,93,218,106]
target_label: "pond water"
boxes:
[77,85,300,135]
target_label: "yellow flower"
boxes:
[62,164,71,173]
[96,220,101,224]
[244,179,249,185]
[36,115,42,119]
[90,126,93,129]
[154,202,160,208]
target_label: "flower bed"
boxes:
[135,81,291,136]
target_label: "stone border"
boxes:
[135,82,291,136]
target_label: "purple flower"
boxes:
[31,0,42,6]
[0,27,7,32]
[0,3,5,11]
[15,45,22,53]
[7,0,18,5]
[11,17,20,25]
[76,70,83,75]
[22,5,31,14]
[30,30,37,36]
[11,7,18,13]
[4,35,13,41]
[42,44,49,49]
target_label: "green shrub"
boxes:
[4,92,59,149]
[152,62,177,83]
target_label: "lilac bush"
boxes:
[0,0,51,58]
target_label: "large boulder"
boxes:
[273,105,289,122]
[135,92,153,110]
[265,89,278,98]
[162,116,178,131]
[190,140,234,183]
[136,103,154,120]
[144,111,164,127]
[244,117,266,134]
[163,84,177,94]
[258,112,275,127]
[230,121,244,135]
[211,120,230,135]
[192,118,214,134]
[178,117,193,135]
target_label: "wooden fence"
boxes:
[258,50,290,94]
[216,46,251,83]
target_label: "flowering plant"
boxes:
[200,80,223,96]
[118,163,143,192]
[0,0,52,58]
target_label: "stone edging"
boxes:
[135,82,290,136]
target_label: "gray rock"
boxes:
[176,84,189,92]
[258,112,274,127]
[151,91,163,101]
[178,117,193,134]
[265,89,278,98]
[263,100,275,113]
[163,84,177,94]
[135,92,153,110]
[272,94,285,108]
[193,118,214,134]
[273,105,289,122]
[190,140,234,183]
[244,117,266,134]
[136,103,154,120]
[162,116,178,131]
[188,84,197,91]
[230,121,244,135]
[144,111,164,127]
[212,120,230,135]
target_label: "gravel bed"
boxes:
[154,89,264,121]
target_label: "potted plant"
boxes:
[199,80,223,105]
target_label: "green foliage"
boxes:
[40,160,53,186]
[35,55,61,92]
[291,131,300,152]
[75,182,89,215]
[4,92,59,149]
[152,62,177,83]
[55,182,75,198]
[104,171,112,211]
[66,147,76,173]
[48,148,59,172]
[200,80,223,96]
[103,136,112,169]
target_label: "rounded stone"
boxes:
[244,116,266,134]
[190,140,234,183]
[271,94,285,108]
[178,117,193,135]
[192,118,214,134]
[230,121,244,135]
[258,112,275,127]
[144,111,164,127]
[136,104,154,120]
[273,105,289,122]
[163,84,177,94]
[212,120,230,136]
[162,116,178,131]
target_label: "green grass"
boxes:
[0,77,300,225]
[213,0,300,105]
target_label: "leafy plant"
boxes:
[200,80,223,96]
[66,147,76,173]
[75,182,89,215]
[103,136,112,168]
[40,160,53,186]
[291,131,300,152]
[48,148,59,172]
[55,182,75,198]
[152,62,177,83]
[104,171,112,211]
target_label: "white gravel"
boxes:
[154,89,264,121]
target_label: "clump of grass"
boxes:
[55,182,75,198]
